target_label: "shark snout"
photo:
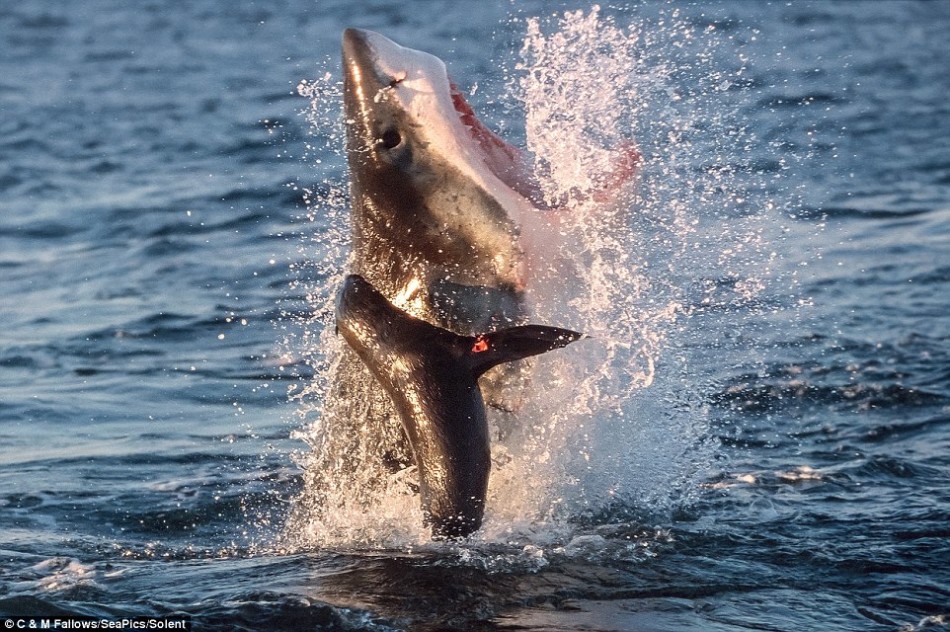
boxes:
[342,28,412,90]
[341,28,370,64]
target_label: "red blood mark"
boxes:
[471,337,490,353]
[450,81,521,159]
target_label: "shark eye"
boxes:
[472,337,490,353]
[380,128,402,150]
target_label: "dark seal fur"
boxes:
[336,274,583,538]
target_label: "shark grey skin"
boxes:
[336,274,583,538]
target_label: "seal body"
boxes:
[336,274,582,538]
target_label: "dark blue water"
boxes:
[2,1,948,630]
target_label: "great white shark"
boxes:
[313,28,633,536]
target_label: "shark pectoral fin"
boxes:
[468,325,584,377]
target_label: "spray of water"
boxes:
[280,6,774,551]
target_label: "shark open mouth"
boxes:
[343,27,640,219]
[447,81,544,207]
[449,77,640,211]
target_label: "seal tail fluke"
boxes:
[468,325,584,377]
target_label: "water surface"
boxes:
[1,1,948,630]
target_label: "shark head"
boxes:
[341,28,537,305]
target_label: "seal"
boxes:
[336,274,583,538]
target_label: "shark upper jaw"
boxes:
[341,28,541,224]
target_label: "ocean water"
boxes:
[1,1,949,631]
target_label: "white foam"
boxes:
[12,557,100,594]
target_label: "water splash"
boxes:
[282,6,776,551]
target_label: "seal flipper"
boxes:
[465,325,584,378]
